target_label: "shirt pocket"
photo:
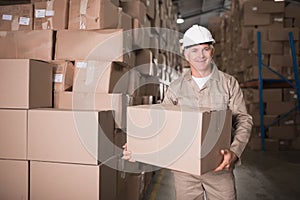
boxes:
[210,93,229,110]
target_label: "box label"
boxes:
[35,9,46,18]
[19,17,30,25]
[76,62,87,69]
[53,74,63,83]
[46,10,55,17]
[2,14,12,21]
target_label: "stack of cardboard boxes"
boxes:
[0,0,181,199]
[207,0,300,151]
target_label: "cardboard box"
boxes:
[0,59,53,109]
[132,18,151,48]
[247,65,280,80]
[270,55,294,67]
[34,0,69,30]
[252,88,282,102]
[135,49,154,75]
[0,110,27,160]
[268,126,296,140]
[68,0,119,30]
[127,104,232,175]
[28,109,114,165]
[243,13,271,26]
[0,30,53,60]
[266,101,295,115]
[55,29,132,64]
[121,0,147,24]
[0,159,28,200]
[0,4,33,31]
[30,161,117,200]
[268,28,299,41]
[292,137,300,150]
[243,1,284,14]
[252,114,278,127]
[118,11,132,31]
[253,40,283,54]
[52,60,74,92]
[54,92,128,129]
[284,3,300,18]
[142,0,155,19]
[73,61,129,93]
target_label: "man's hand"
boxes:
[122,143,136,162]
[214,149,238,172]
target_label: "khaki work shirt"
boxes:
[162,63,253,160]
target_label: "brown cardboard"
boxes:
[55,29,132,64]
[52,60,74,92]
[243,13,271,26]
[266,101,295,115]
[292,137,300,150]
[253,40,283,54]
[132,18,151,48]
[53,92,128,129]
[127,104,232,175]
[0,30,53,60]
[30,161,117,200]
[268,126,296,140]
[68,0,119,30]
[0,159,28,200]
[247,65,280,80]
[135,49,154,75]
[252,114,278,127]
[270,55,294,67]
[28,109,114,165]
[142,0,155,19]
[243,1,284,14]
[118,11,132,31]
[0,110,27,160]
[34,0,69,30]
[73,61,129,93]
[0,59,53,109]
[268,28,299,41]
[121,0,147,24]
[284,3,300,18]
[252,89,282,102]
[0,4,33,31]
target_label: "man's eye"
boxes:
[191,49,197,52]
[203,48,210,51]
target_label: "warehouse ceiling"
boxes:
[172,0,231,33]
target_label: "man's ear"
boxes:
[211,47,215,57]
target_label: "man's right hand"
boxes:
[122,143,136,162]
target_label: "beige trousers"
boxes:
[173,170,236,200]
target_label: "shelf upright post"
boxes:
[289,32,300,113]
[257,31,265,151]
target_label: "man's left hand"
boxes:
[214,149,238,172]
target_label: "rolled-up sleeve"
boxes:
[228,77,253,160]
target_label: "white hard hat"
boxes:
[182,25,215,48]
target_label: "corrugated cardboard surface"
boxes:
[73,61,129,93]
[55,29,132,63]
[53,92,127,129]
[34,0,69,30]
[0,159,28,200]
[28,109,114,165]
[0,4,33,31]
[0,109,27,160]
[52,60,75,92]
[68,0,119,30]
[127,104,232,175]
[30,161,100,200]
[0,59,53,109]
[0,30,53,60]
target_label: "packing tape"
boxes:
[79,0,88,29]
[85,61,96,86]
[46,0,54,11]
[11,16,19,31]
[117,7,122,29]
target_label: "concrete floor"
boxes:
[143,149,300,200]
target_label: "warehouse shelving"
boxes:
[241,31,300,151]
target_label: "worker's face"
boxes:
[184,44,214,73]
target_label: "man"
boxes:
[124,25,253,199]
